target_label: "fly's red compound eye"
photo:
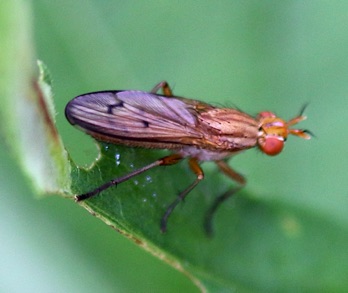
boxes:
[258,136,284,156]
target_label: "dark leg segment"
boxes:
[204,160,246,236]
[160,158,204,233]
[204,187,242,236]
[75,154,183,201]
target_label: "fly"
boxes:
[65,81,311,234]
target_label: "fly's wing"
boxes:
[65,90,205,147]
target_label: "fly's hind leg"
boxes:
[75,154,183,201]
[204,160,246,236]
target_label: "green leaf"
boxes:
[70,141,348,292]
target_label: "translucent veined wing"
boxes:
[65,91,206,147]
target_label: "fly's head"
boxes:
[256,110,311,156]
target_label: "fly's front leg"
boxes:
[216,160,246,186]
[75,153,183,201]
[150,81,173,96]
[161,158,204,233]
[204,160,246,236]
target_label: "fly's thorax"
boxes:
[198,108,259,151]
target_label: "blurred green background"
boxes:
[2,1,348,292]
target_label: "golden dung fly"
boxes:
[65,81,311,234]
